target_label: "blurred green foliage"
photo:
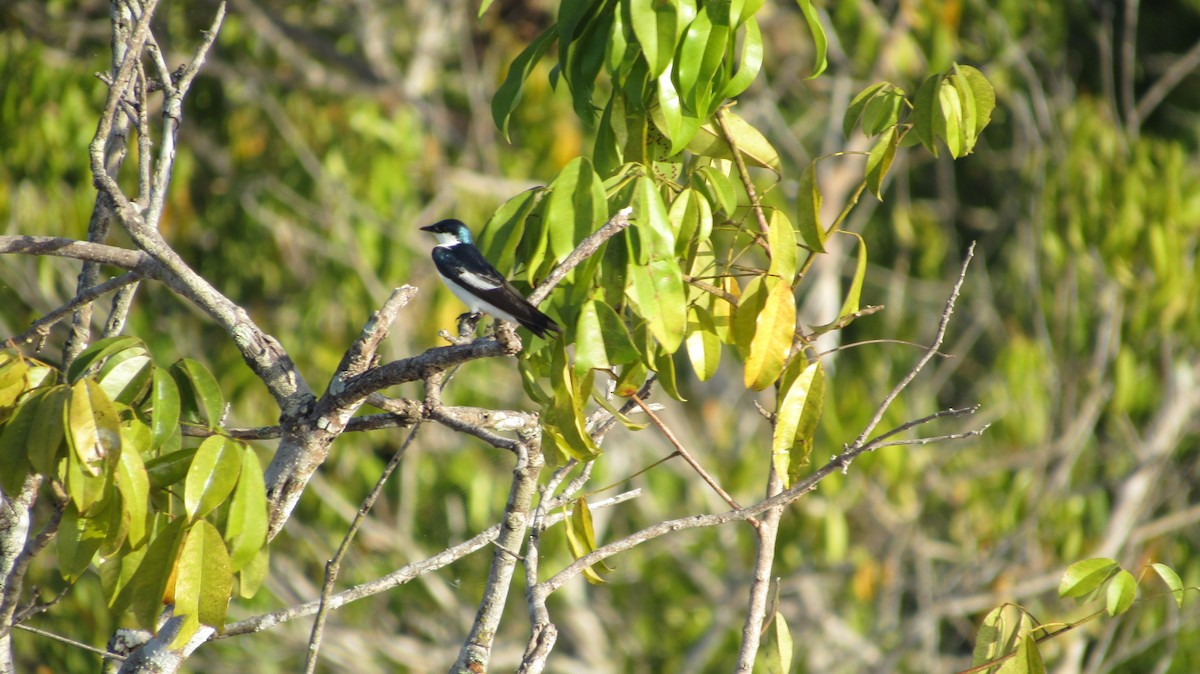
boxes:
[2,0,1199,672]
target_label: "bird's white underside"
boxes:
[437,272,523,325]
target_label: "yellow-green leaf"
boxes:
[763,611,794,674]
[1106,569,1136,616]
[225,446,268,572]
[767,210,798,283]
[171,520,233,645]
[996,633,1046,674]
[115,429,150,548]
[744,280,795,390]
[183,436,242,521]
[686,110,781,171]
[772,360,824,486]
[796,161,825,253]
[685,306,721,381]
[838,231,868,318]
[65,380,121,476]
[1059,558,1119,599]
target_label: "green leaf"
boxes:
[1059,558,1120,599]
[717,17,763,101]
[866,126,902,199]
[0,356,30,418]
[772,360,824,486]
[669,187,714,257]
[696,165,738,216]
[744,279,795,390]
[676,6,715,113]
[0,389,44,494]
[149,368,181,454]
[912,73,944,157]
[794,0,827,78]
[843,82,889,138]
[57,504,106,582]
[65,379,122,476]
[146,447,197,489]
[172,519,233,640]
[651,344,686,401]
[236,546,269,599]
[171,359,225,429]
[732,275,766,356]
[838,232,868,317]
[633,174,677,259]
[686,110,781,171]
[796,160,825,253]
[575,300,640,375]
[996,633,1046,674]
[629,0,678,77]
[479,188,541,275]
[960,65,995,139]
[767,210,798,283]
[547,157,608,261]
[1152,563,1185,607]
[115,429,151,548]
[492,26,559,139]
[685,306,721,381]
[613,358,649,398]
[28,385,68,476]
[97,348,153,406]
[626,257,687,353]
[563,496,613,584]
[763,611,794,674]
[66,335,143,384]
[225,445,267,572]
[121,516,187,629]
[1106,569,1136,616]
[972,606,1006,668]
[184,436,243,521]
[937,77,965,157]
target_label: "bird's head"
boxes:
[420,219,473,246]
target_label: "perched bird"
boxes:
[420,219,562,338]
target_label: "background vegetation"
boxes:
[1,0,1199,672]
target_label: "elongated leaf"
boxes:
[912,73,944,157]
[146,447,197,489]
[772,360,823,486]
[626,257,687,353]
[685,306,721,381]
[651,344,686,401]
[1106,569,1136,615]
[796,161,825,253]
[564,496,612,584]
[149,368,181,454]
[58,504,107,581]
[763,611,794,674]
[66,335,143,383]
[838,232,868,317]
[686,110,781,171]
[1152,563,1185,607]
[118,516,187,628]
[795,0,827,78]
[866,126,902,199]
[171,359,225,429]
[0,356,29,417]
[65,379,121,476]
[238,546,270,599]
[116,429,151,548]
[629,0,677,77]
[696,165,738,217]
[767,211,798,283]
[28,385,68,476]
[97,349,153,406]
[732,275,766,356]
[718,17,763,101]
[843,82,889,138]
[0,389,44,494]
[479,188,541,275]
[493,26,559,139]
[575,300,640,376]
[1059,558,1119,599]
[547,157,608,260]
[225,446,268,572]
[184,436,242,521]
[744,279,795,390]
[172,520,233,641]
[996,633,1046,674]
[677,7,715,112]
[938,78,965,157]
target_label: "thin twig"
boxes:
[849,243,975,451]
[715,106,772,256]
[527,207,632,306]
[14,624,125,662]
[630,393,758,527]
[303,422,422,673]
[6,272,141,347]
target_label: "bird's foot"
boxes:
[455,312,483,340]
